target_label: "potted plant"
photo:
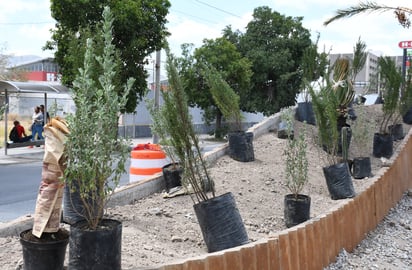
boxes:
[401,68,412,124]
[19,117,70,270]
[200,64,255,162]
[373,56,402,158]
[309,79,355,200]
[152,50,249,253]
[349,104,373,179]
[147,97,183,194]
[63,7,134,269]
[308,39,367,200]
[296,34,329,126]
[282,107,310,228]
[278,107,295,139]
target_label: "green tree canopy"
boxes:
[46,0,170,112]
[224,6,312,116]
[176,37,252,136]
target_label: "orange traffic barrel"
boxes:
[129,144,170,183]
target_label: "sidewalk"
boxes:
[0,145,44,165]
[0,135,225,165]
[0,137,155,165]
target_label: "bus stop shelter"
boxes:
[0,80,70,155]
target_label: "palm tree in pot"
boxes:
[373,56,402,159]
[152,50,249,253]
[63,7,134,270]
[310,80,356,200]
[309,38,367,200]
[282,107,310,228]
[401,68,412,124]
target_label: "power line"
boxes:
[171,8,217,24]
[193,0,242,19]
[0,21,54,25]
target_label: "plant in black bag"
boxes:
[149,51,249,253]
[282,106,310,228]
[63,7,134,270]
[200,63,255,162]
[349,105,373,179]
[308,39,367,200]
[373,57,402,159]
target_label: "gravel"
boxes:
[325,190,412,270]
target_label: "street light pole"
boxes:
[152,50,161,144]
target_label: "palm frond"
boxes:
[324,1,412,28]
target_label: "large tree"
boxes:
[46,0,170,112]
[177,37,252,136]
[224,6,312,116]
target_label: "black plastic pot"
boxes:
[20,228,69,270]
[194,192,249,253]
[323,162,356,200]
[228,131,255,162]
[63,182,103,225]
[162,163,182,192]
[295,101,316,125]
[277,121,294,139]
[351,157,372,179]
[284,194,311,228]
[69,219,122,270]
[372,133,393,159]
[389,124,404,141]
[402,107,412,124]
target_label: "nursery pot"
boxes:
[68,219,122,270]
[284,194,311,228]
[162,162,183,192]
[402,106,412,124]
[20,228,69,270]
[228,131,255,162]
[296,101,316,125]
[372,133,393,159]
[277,121,294,139]
[351,157,372,179]
[193,192,249,253]
[63,183,103,225]
[323,162,356,200]
[388,124,404,141]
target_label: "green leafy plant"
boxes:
[377,56,402,134]
[399,66,412,119]
[309,38,367,165]
[200,64,243,133]
[309,81,341,165]
[151,49,215,203]
[63,7,134,230]
[283,107,308,196]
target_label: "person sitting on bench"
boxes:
[9,120,32,143]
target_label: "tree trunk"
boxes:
[215,110,223,138]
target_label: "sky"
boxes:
[1,0,411,62]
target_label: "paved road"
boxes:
[0,160,131,223]
[0,136,224,223]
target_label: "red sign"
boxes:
[399,40,412,49]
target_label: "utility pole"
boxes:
[152,50,161,144]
